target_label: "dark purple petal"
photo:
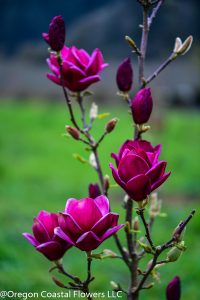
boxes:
[94,195,110,216]
[101,224,124,241]
[36,241,67,261]
[91,213,119,237]
[86,49,103,75]
[151,172,171,192]
[32,217,50,243]
[78,75,101,91]
[126,174,151,201]
[22,233,39,247]
[111,152,119,166]
[109,163,126,188]
[118,154,149,182]
[131,88,153,124]
[48,16,65,52]
[76,231,101,251]
[166,276,181,300]
[146,161,167,183]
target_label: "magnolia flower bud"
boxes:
[173,36,193,56]
[116,58,133,92]
[166,276,181,300]
[131,88,153,124]
[133,216,139,231]
[106,118,118,133]
[42,16,65,52]
[167,247,182,262]
[52,276,66,288]
[104,175,110,192]
[66,126,80,140]
[88,183,101,199]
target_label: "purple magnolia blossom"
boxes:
[166,276,181,300]
[116,58,133,92]
[55,196,124,252]
[131,88,153,124]
[109,140,170,201]
[23,211,71,261]
[42,16,65,52]
[47,46,108,92]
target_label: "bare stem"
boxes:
[143,53,177,87]
[138,6,150,87]
[133,209,196,294]
[148,0,164,28]
[137,208,156,250]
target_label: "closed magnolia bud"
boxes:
[52,276,66,288]
[42,16,65,52]
[133,216,139,231]
[131,88,153,124]
[166,276,181,300]
[66,126,80,140]
[116,58,133,92]
[106,118,118,133]
[88,183,101,199]
[104,175,110,191]
[167,247,182,262]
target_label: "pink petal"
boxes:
[54,227,75,245]
[37,211,58,239]
[126,174,151,201]
[60,46,70,60]
[101,224,124,241]
[76,231,101,251]
[23,233,39,247]
[78,75,100,90]
[111,152,119,166]
[47,73,61,85]
[94,195,110,215]
[118,154,149,183]
[64,198,102,231]
[86,49,103,75]
[151,172,171,192]
[109,163,126,188]
[91,213,119,237]
[47,58,60,76]
[146,161,167,183]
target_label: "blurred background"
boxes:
[0,0,200,299]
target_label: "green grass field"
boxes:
[0,102,200,299]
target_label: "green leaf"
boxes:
[97,113,110,119]
[73,153,88,164]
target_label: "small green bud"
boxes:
[167,247,182,262]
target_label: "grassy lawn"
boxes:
[0,102,199,299]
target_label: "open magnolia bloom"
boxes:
[110,140,171,202]
[23,211,71,261]
[55,196,124,252]
[47,46,108,92]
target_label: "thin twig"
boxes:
[143,53,177,87]
[148,0,164,28]
[137,209,156,250]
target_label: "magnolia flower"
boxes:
[110,140,170,201]
[23,211,71,261]
[47,46,108,92]
[55,196,123,252]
